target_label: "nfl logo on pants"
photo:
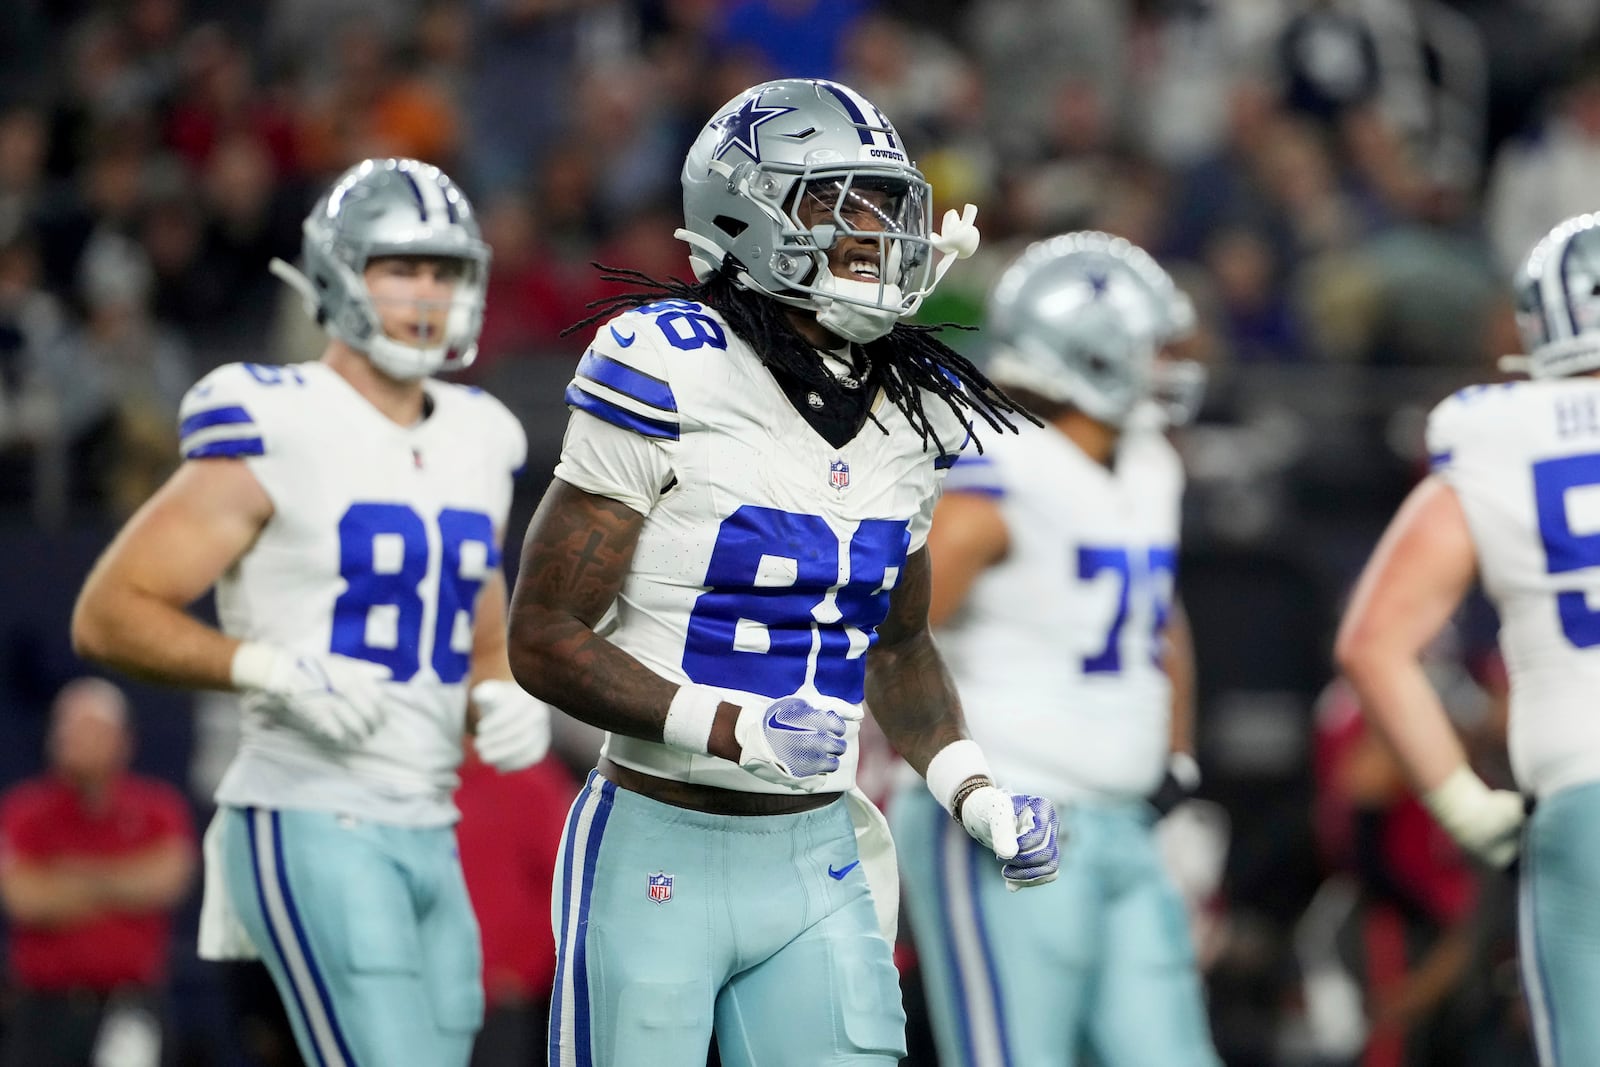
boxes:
[830,459,850,491]
[647,871,673,904]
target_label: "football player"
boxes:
[71,158,551,1067]
[891,232,1223,1066]
[504,78,1062,1066]
[1337,212,1600,1066]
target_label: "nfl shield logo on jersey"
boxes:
[829,458,850,491]
[647,871,673,904]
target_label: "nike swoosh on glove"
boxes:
[959,787,1062,890]
[470,680,552,772]
[733,695,851,790]
[232,642,391,747]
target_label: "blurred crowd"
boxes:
[1,0,1598,1064]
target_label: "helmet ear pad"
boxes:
[292,157,491,380]
[676,78,936,335]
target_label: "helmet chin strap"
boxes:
[812,272,902,343]
[366,335,450,381]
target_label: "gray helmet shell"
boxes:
[677,79,935,341]
[288,158,490,380]
[1109,232,1206,425]
[984,232,1167,427]
[1512,213,1600,379]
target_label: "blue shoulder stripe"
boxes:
[943,453,1003,495]
[575,349,676,413]
[933,452,960,470]
[185,437,265,459]
[565,384,679,441]
[180,405,254,440]
[1430,450,1453,470]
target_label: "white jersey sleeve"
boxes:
[554,309,677,514]
[178,362,309,504]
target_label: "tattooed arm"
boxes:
[506,479,743,759]
[864,546,969,776]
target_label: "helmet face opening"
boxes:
[295,158,491,379]
[679,79,936,332]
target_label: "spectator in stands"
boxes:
[1486,48,1600,275]
[0,676,197,1067]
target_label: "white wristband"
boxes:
[1168,751,1201,792]
[230,641,281,692]
[925,739,993,814]
[663,683,723,755]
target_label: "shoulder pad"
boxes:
[564,303,729,442]
[1426,382,1519,471]
[445,381,529,475]
[177,362,309,460]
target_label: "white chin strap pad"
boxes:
[813,273,903,343]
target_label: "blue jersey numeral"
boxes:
[682,506,910,703]
[330,503,497,682]
[243,363,307,386]
[1533,453,1600,647]
[1076,544,1177,675]
[636,298,728,352]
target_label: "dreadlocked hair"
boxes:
[565,263,1038,455]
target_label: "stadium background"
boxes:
[0,0,1592,1063]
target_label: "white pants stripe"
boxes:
[246,807,353,1067]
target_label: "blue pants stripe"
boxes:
[550,773,616,1067]
[936,815,1011,1067]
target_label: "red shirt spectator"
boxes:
[455,751,577,1008]
[0,677,197,1067]
[0,772,193,990]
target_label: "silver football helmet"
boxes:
[270,158,490,380]
[1116,237,1207,425]
[677,78,938,343]
[1507,212,1600,379]
[984,232,1167,428]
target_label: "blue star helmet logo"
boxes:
[712,96,797,164]
[1086,270,1110,299]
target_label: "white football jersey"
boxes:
[555,299,969,795]
[1428,378,1600,798]
[178,361,526,825]
[934,422,1184,803]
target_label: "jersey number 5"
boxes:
[682,506,910,703]
[331,503,497,682]
[1533,453,1600,647]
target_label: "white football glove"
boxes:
[231,641,390,747]
[959,786,1062,891]
[470,680,552,772]
[1421,765,1525,869]
[732,695,852,791]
